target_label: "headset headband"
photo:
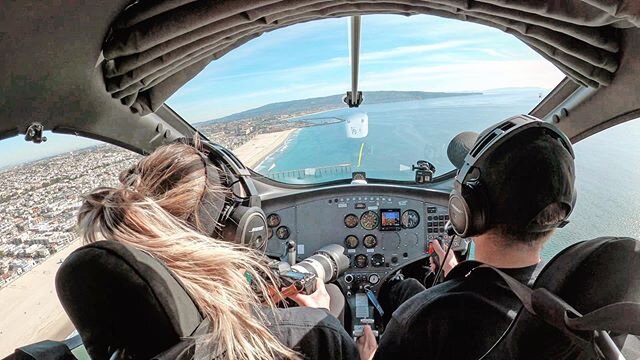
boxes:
[457,115,574,186]
[193,152,233,237]
[173,138,268,249]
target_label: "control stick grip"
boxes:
[286,240,297,265]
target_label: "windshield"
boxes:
[167,15,564,184]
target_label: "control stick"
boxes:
[286,240,297,266]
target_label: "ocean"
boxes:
[256,89,640,260]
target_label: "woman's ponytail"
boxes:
[78,183,298,360]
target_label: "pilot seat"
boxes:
[55,241,205,359]
[481,236,640,359]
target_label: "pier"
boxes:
[266,164,352,181]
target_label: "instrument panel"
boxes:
[261,185,462,335]
[263,188,457,285]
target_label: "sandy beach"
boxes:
[0,240,81,356]
[232,129,296,168]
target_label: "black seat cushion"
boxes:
[13,340,75,360]
[55,241,202,360]
[485,236,640,359]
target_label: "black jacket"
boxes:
[267,307,359,360]
[375,261,538,360]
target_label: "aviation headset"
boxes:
[177,138,269,250]
[448,115,576,238]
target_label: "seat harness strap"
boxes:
[471,264,640,360]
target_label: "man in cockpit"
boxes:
[357,118,576,360]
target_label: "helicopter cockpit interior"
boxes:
[2,1,640,359]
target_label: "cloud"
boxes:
[471,48,510,58]
[363,14,502,41]
[191,40,466,86]
[359,59,565,92]
[210,57,348,82]
[170,57,349,105]
[360,40,469,61]
[225,18,347,60]
[186,40,467,89]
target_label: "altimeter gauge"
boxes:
[360,210,379,230]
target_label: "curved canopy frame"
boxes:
[101,0,640,115]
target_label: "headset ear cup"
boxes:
[244,208,268,250]
[449,182,487,238]
[222,206,268,250]
[449,194,469,237]
[464,183,487,237]
[449,185,471,237]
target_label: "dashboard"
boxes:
[261,184,467,335]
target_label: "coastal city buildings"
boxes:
[0,146,140,288]
[197,107,342,150]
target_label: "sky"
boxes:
[166,14,565,122]
[1,14,565,168]
[0,133,101,169]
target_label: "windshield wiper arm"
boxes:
[344,15,363,108]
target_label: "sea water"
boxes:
[258,90,547,181]
[257,89,640,260]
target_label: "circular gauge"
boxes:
[266,213,281,228]
[371,254,385,267]
[344,214,359,228]
[363,234,377,248]
[345,235,359,249]
[268,227,273,239]
[401,210,420,229]
[381,232,402,250]
[354,254,368,268]
[368,273,380,284]
[360,211,379,230]
[276,226,290,240]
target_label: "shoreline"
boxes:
[247,108,345,172]
[253,128,300,172]
[232,129,297,169]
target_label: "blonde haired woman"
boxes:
[77,141,358,360]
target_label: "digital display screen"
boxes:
[380,209,401,230]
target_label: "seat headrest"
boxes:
[486,236,640,359]
[55,241,203,360]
